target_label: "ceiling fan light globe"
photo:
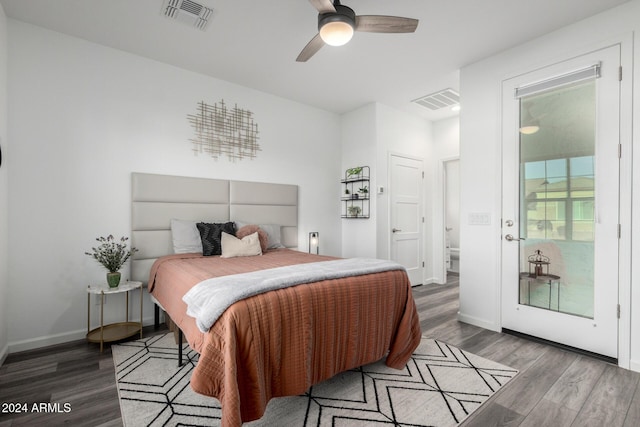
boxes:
[320,21,354,46]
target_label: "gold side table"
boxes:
[87,280,143,352]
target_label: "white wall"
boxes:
[0,3,9,364]
[459,0,640,369]
[376,104,433,268]
[6,20,342,352]
[341,104,377,258]
[375,104,432,281]
[340,103,432,282]
[431,117,460,283]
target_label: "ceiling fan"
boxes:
[297,0,419,62]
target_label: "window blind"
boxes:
[515,63,601,99]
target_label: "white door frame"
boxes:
[498,38,633,368]
[616,37,633,371]
[434,156,460,284]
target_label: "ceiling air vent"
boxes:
[412,89,460,110]
[162,0,214,31]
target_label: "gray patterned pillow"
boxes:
[196,222,236,256]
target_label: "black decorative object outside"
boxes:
[528,249,550,277]
[342,166,370,218]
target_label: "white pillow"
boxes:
[259,224,286,248]
[220,231,262,258]
[170,219,203,254]
[234,221,285,249]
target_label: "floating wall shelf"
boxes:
[341,166,370,219]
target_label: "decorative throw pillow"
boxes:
[236,225,269,253]
[196,222,236,256]
[235,221,285,249]
[170,219,203,254]
[220,231,262,258]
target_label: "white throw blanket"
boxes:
[183,258,406,332]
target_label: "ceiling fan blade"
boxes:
[355,15,419,33]
[308,0,336,14]
[296,33,325,62]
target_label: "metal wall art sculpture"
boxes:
[187,100,260,161]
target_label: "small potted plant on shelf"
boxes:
[85,235,138,288]
[347,205,362,217]
[346,167,363,179]
[358,186,368,197]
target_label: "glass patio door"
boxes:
[501,46,620,359]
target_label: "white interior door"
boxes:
[390,154,424,286]
[501,46,620,359]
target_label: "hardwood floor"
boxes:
[1,277,639,426]
[417,275,640,427]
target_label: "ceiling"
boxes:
[0,0,631,121]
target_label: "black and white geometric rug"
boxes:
[112,334,517,426]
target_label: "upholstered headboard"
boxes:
[131,172,298,284]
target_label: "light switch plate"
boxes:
[469,212,491,225]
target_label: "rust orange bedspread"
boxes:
[148,249,421,427]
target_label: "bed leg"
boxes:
[178,328,184,367]
[154,304,160,329]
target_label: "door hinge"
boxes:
[422,217,425,223]
[422,171,424,179]
[619,143,622,159]
[618,224,621,239]
[619,66,623,81]
[422,261,425,267]
[617,304,621,319]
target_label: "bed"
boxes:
[131,172,421,427]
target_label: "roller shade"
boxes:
[515,63,600,99]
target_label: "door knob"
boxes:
[392,228,402,233]
[504,234,525,241]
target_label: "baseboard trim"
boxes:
[457,312,499,332]
[0,342,8,366]
[8,329,86,354]
[630,359,640,373]
[7,316,157,354]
